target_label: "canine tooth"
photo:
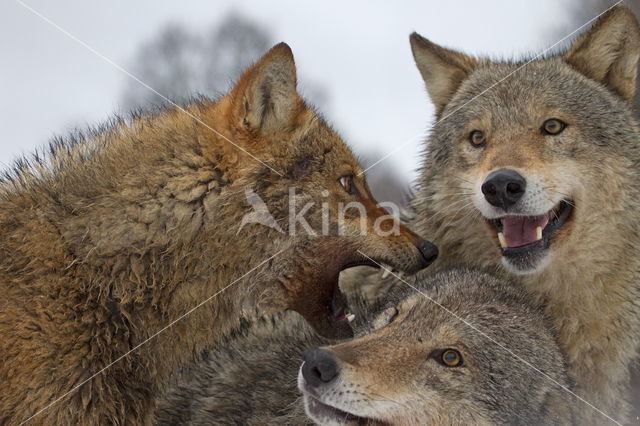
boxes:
[381,268,391,279]
[498,232,507,249]
[536,226,542,241]
[346,313,355,323]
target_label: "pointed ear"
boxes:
[232,42,302,134]
[564,5,640,103]
[410,32,477,117]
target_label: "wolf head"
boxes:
[409,6,640,275]
[298,270,571,425]
[198,44,437,338]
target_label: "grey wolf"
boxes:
[0,43,436,424]
[407,5,640,423]
[153,310,344,425]
[154,270,573,425]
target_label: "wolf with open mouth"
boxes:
[0,43,435,424]
[404,6,640,423]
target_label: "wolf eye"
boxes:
[541,118,566,135]
[338,175,356,195]
[432,348,463,367]
[469,130,486,147]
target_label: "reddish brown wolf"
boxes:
[0,43,436,424]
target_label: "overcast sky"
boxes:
[1,0,594,182]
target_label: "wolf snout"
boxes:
[481,169,526,210]
[302,349,339,387]
[415,238,438,267]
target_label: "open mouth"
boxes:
[487,200,573,255]
[289,237,434,339]
[290,254,379,340]
[303,391,387,425]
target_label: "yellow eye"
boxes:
[338,175,356,195]
[441,349,463,367]
[469,130,486,147]
[542,118,566,135]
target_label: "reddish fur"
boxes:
[0,44,430,425]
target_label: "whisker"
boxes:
[451,175,475,185]
[366,390,412,411]
[440,201,476,230]
[424,199,476,224]
[542,186,575,206]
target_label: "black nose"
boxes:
[416,238,438,267]
[302,349,339,387]
[481,169,526,210]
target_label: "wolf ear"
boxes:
[410,32,477,117]
[564,5,640,103]
[232,42,301,134]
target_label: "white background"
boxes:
[1,0,588,183]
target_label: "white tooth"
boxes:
[381,268,391,279]
[346,313,356,323]
[536,226,542,241]
[498,232,507,249]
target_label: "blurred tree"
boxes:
[205,14,272,90]
[360,152,410,207]
[119,12,402,204]
[120,13,328,111]
[121,23,207,109]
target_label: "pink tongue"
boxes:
[502,215,549,248]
